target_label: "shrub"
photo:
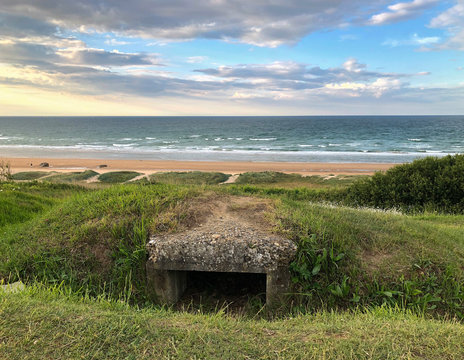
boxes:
[98,171,141,183]
[11,171,50,180]
[150,171,229,185]
[0,161,12,182]
[45,170,99,183]
[347,155,464,213]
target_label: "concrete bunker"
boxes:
[146,215,297,306]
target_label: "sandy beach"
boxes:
[3,157,396,176]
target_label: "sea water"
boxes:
[0,116,463,163]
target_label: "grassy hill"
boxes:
[1,156,464,358]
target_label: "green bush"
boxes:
[11,171,50,180]
[347,155,464,213]
[45,170,99,183]
[150,171,229,185]
[98,171,141,183]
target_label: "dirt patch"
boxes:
[179,194,274,232]
[361,249,409,276]
[221,174,239,184]
[90,243,113,273]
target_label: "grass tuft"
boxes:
[150,171,230,185]
[44,170,99,183]
[11,171,50,180]
[98,171,141,183]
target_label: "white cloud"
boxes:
[369,0,439,25]
[325,78,402,98]
[382,33,441,47]
[343,58,367,72]
[105,39,131,46]
[186,56,208,64]
[429,0,464,50]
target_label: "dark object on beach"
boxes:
[39,162,49,168]
[97,164,108,168]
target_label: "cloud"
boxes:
[0,1,393,47]
[343,58,367,72]
[429,0,464,50]
[105,39,131,46]
[0,42,159,69]
[194,59,413,100]
[382,33,441,47]
[195,59,403,87]
[57,48,159,67]
[0,13,58,39]
[186,56,208,64]
[369,0,439,25]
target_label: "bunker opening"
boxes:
[176,270,266,312]
[184,270,266,298]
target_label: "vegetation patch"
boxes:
[1,287,464,360]
[11,171,51,180]
[0,183,200,302]
[0,182,84,229]
[275,199,464,316]
[149,171,230,185]
[44,170,99,183]
[98,171,141,183]
[235,171,361,189]
[347,154,464,213]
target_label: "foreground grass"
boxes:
[1,287,463,360]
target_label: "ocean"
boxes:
[0,116,463,163]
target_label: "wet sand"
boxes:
[3,157,396,176]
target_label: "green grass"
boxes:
[0,182,85,229]
[150,171,230,185]
[1,180,463,316]
[0,183,200,301]
[11,171,51,180]
[1,168,464,358]
[98,171,141,183]
[235,172,362,189]
[44,170,99,183]
[1,287,464,360]
[274,199,464,314]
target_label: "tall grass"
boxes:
[150,171,230,185]
[0,183,198,303]
[2,286,464,359]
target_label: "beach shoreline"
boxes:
[2,157,396,176]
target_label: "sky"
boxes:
[0,0,463,116]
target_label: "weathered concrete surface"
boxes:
[0,281,25,293]
[147,220,296,273]
[146,197,297,306]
